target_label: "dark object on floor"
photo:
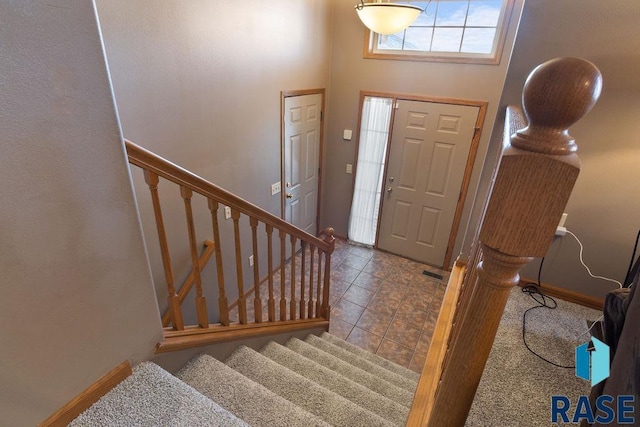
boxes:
[422,270,443,280]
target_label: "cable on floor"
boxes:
[521,257,575,369]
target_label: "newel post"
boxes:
[321,227,335,320]
[427,58,602,426]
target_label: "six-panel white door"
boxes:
[377,100,478,267]
[283,93,322,236]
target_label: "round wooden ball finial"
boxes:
[511,57,602,155]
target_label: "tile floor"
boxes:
[325,240,449,373]
[229,239,450,373]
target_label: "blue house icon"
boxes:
[576,337,610,386]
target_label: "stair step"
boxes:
[321,332,421,382]
[69,361,247,427]
[286,337,414,408]
[260,341,409,425]
[304,334,418,392]
[177,354,329,427]
[226,345,395,427]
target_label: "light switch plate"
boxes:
[224,206,231,220]
[346,163,353,174]
[343,129,353,140]
[271,181,281,195]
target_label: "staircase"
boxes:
[69,332,418,426]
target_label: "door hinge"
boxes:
[320,111,324,121]
[394,101,400,110]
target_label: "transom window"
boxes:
[364,0,514,64]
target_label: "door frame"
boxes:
[281,88,326,236]
[352,90,487,269]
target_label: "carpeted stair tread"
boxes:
[69,361,248,427]
[226,345,395,427]
[260,341,409,425]
[177,353,329,427]
[286,337,414,408]
[304,334,417,392]
[321,332,420,382]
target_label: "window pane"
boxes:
[412,2,436,26]
[461,27,495,53]
[404,27,433,51]
[435,1,469,26]
[466,0,502,26]
[431,27,463,52]
[377,31,406,50]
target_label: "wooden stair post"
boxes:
[425,57,602,426]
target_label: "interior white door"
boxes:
[283,93,322,236]
[377,100,479,267]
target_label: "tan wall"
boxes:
[95,0,334,319]
[320,0,525,267]
[0,2,163,425]
[479,1,640,298]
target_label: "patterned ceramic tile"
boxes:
[342,284,375,307]
[328,318,354,340]
[394,302,429,330]
[355,308,394,337]
[352,271,385,292]
[340,254,371,270]
[376,339,414,368]
[409,351,427,373]
[385,319,422,350]
[415,330,432,355]
[346,327,383,352]
[332,298,366,324]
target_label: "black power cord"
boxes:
[521,257,575,369]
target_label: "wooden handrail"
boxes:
[409,57,602,426]
[126,140,332,253]
[127,139,334,351]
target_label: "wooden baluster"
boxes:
[425,58,602,426]
[144,171,184,330]
[290,235,297,320]
[208,199,229,326]
[180,187,208,328]
[299,241,307,319]
[308,244,315,318]
[279,230,287,321]
[321,228,335,319]
[250,217,262,323]
[315,247,322,318]
[231,209,247,325]
[266,224,276,322]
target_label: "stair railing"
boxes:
[126,141,335,353]
[407,57,602,426]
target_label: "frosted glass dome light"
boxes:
[355,2,422,35]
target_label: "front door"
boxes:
[283,92,323,236]
[377,100,479,267]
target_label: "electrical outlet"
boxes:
[271,181,281,195]
[224,206,231,220]
[555,212,568,236]
[249,255,254,267]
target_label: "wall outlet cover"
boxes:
[224,206,231,220]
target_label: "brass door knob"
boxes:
[286,193,293,199]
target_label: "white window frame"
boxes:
[363,0,515,65]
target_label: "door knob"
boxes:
[388,177,395,182]
[286,193,293,199]
[387,188,393,193]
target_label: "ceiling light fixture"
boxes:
[354,1,423,35]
